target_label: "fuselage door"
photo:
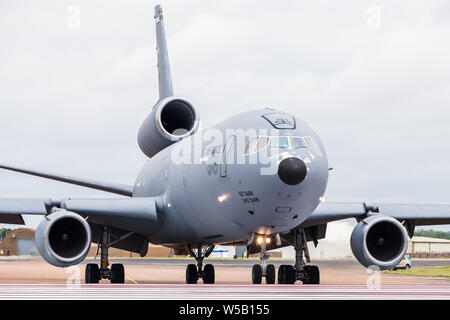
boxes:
[220,135,236,177]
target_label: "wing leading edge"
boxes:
[0,197,161,235]
[303,201,450,235]
[0,163,134,197]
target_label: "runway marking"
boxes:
[126,276,138,284]
[0,284,448,300]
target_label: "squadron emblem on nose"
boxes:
[262,113,296,129]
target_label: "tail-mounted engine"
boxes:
[35,210,91,267]
[350,215,408,270]
[138,97,199,158]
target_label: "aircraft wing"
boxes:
[0,163,134,197]
[0,197,160,235]
[302,201,450,235]
[0,198,51,224]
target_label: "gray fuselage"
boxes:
[133,108,329,246]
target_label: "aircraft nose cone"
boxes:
[278,157,307,185]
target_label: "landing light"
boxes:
[218,195,227,202]
[256,236,271,245]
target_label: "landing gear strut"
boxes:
[85,226,125,284]
[278,228,320,284]
[186,245,215,284]
[252,235,275,285]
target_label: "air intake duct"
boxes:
[138,97,199,158]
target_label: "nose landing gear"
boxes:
[186,245,216,284]
[251,235,276,284]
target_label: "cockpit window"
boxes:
[291,137,308,149]
[243,136,270,155]
[243,135,321,155]
[256,137,270,151]
[269,137,289,148]
[243,137,259,154]
[304,136,322,156]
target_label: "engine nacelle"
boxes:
[138,96,199,158]
[35,210,92,267]
[350,215,408,270]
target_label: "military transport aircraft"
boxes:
[0,5,449,285]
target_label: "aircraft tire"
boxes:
[111,263,125,283]
[203,264,215,284]
[278,265,286,284]
[186,264,198,284]
[252,264,262,284]
[85,264,100,284]
[285,265,296,284]
[303,265,320,284]
[266,264,275,284]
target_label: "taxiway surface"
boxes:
[0,258,448,299]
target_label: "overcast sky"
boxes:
[0,1,449,231]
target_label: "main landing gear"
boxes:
[85,226,125,284]
[185,245,216,284]
[278,228,320,284]
[250,229,320,285]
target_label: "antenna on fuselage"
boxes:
[155,4,174,101]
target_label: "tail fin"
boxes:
[155,4,174,101]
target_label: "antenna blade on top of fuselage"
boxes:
[154,4,174,101]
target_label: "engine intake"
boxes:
[138,96,199,158]
[350,215,408,270]
[35,210,91,267]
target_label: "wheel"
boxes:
[111,264,125,283]
[252,264,262,284]
[278,265,286,284]
[303,265,320,284]
[393,268,398,271]
[186,264,198,284]
[85,264,100,284]
[285,265,296,284]
[203,264,215,284]
[265,264,275,284]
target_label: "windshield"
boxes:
[269,137,289,149]
[243,136,320,155]
[291,137,308,149]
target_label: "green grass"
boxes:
[384,266,450,278]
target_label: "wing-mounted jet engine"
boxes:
[35,210,91,267]
[137,97,199,158]
[350,215,408,270]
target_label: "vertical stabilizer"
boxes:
[155,4,174,101]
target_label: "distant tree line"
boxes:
[0,228,13,241]
[415,229,450,240]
